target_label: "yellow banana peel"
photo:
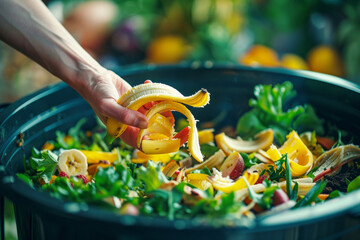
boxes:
[107,83,209,138]
[137,101,204,162]
[215,129,274,155]
[209,170,259,193]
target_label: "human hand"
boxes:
[77,69,149,148]
[120,80,175,148]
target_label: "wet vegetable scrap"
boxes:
[17,81,360,225]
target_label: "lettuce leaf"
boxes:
[136,160,168,192]
[236,81,324,144]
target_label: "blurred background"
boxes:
[1,0,360,104]
[1,1,360,239]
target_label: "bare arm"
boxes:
[0,0,148,131]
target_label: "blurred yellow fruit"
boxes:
[307,45,345,77]
[146,36,188,64]
[281,54,308,70]
[63,1,119,54]
[240,45,280,67]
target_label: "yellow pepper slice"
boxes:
[141,138,181,155]
[132,150,171,164]
[187,173,212,191]
[187,173,209,181]
[266,131,313,177]
[80,149,118,164]
[198,129,214,145]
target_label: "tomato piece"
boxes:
[173,126,189,146]
[316,136,335,150]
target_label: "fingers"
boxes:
[120,126,139,148]
[101,98,148,129]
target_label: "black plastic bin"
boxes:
[1,64,360,240]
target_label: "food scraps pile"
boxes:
[18,81,360,224]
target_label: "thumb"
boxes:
[102,98,148,129]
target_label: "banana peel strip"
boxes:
[312,145,360,178]
[215,129,274,155]
[184,149,226,173]
[234,177,314,201]
[138,101,205,162]
[107,83,210,138]
[209,171,259,194]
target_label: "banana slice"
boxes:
[58,149,88,176]
[106,83,210,138]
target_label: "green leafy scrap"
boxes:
[200,143,220,159]
[347,175,360,193]
[245,177,279,210]
[29,149,58,184]
[236,81,324,144]
[240,152,259,169]
[294,181,327,208]
[136,160,168,192]
[261,154,287,182]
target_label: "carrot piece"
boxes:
[318,194,329,201]
[244,197,263,213]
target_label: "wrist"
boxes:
[65,62,106,97]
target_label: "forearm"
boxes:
[0,0,104,93]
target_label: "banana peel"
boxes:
[215,129,274,155]
[138,101,205,162]
[107,83,209,138]
[209,170,259,193]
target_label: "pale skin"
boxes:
[0,0,149,147]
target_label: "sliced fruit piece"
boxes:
[141,138,181,155]
[58,149,88,176]
[187,173,212,191]
[215,129,274,155]
[131,150,171,164]
[87,160,112,176]
[147,113,174,137]
[173,126,190,146]
[162,160,180,177]
[198,129,214,145]
[137,101,204,162]
[209,170,259,193]
[220,152,245,180]
[80,149,118,164]
[283,131,313,177]
[185,150,226,174]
